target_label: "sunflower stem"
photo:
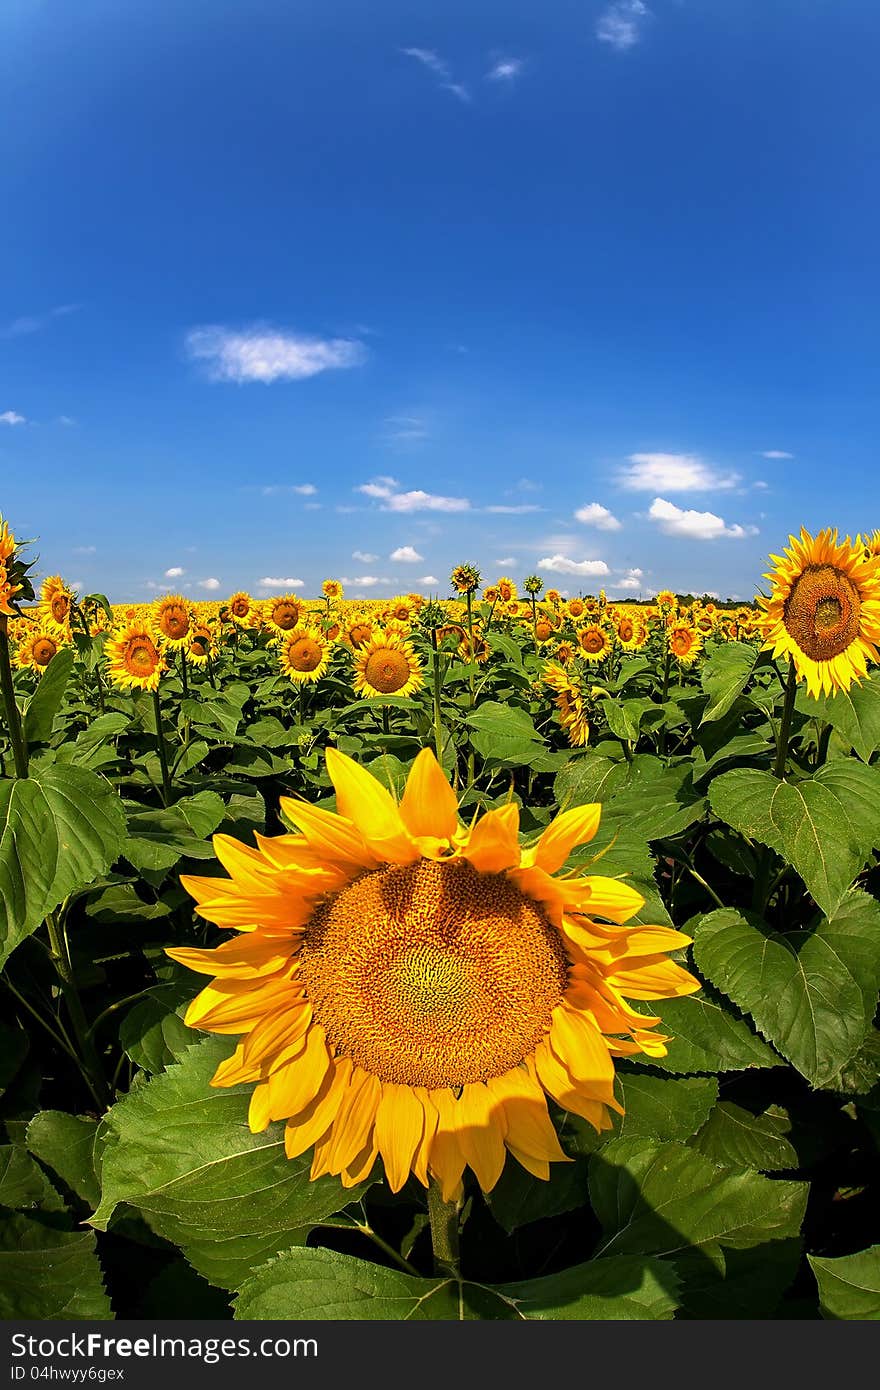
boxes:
[427,1178,461,1278]
[773,660,798,780]
[0,617,28,778]
[44,907,111,1110]
[179,648,189,698]
[430,629,445,765]
[152,688,173,805]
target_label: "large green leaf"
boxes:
[26,1112,100,1208]
[630,993,781,1074]
[709,763,880,915]
[796,675,880,762]
[674,1239,802,1319]
[564,1075,718,1158]
[0,1146,59,1209]
[690,1103,798,1172]
[486,1155,588,1233]
[0,764,126,969]
[699,642,758,724]
[692,896,880,1086]
[90,1037,367,1290]
[21,647,75,745]
[0,1212,111,1319]
[465,701,543,765]
[589,1137,807,1259]
[809,1245,880,1319]
[233,1246,679,1320]
[119,983,197,1073]
[123,791,225,871]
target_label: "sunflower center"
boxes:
[783,564,861,661]
[231,599,249,617]
[364,648,410,693]
[349,623,371,648]
[273,602,300,630]
[125,638,159,674]
[288,637,323,672]
[580,629,605,654]
[298,858,568,1087]
[619,619,633,641]
[162,607,189,638]
[51,595,69,622]
[34,638,57,665]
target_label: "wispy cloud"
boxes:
[353,550,379,563]
[401,47,471,102]
[421,575,440,586]
[496,557,516,567]
[615,567,644,591]
[384,415,429,445]
[484,503,541,515]
[257,576,305,589]
[259,482,319,496]
[648,497,758,541]
[574,502,621,531]
[596,1,649,51]
[618,453,740,492]
[186,325,366,383]
[357,477,470,512]
[390,545,424,562]
[198,578,221,591]
[538,555,611,576]
[486,57,523,82]
[0,411,26,426]
[73,545,97,555]
[1,304,80,339]
[340,575,390,588]
[164,566,185,578]
[761,450,794,460]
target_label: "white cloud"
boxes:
[73,545,96,555]
[292,483,317,495]
[538,555,611,576]
[574,502,622,531]
[615,568,644,591]
[352,550,379,563]
[357,476,399,499]
[400,47,471,102]
[304,502,322,511]
[0,410,25,426]
[198,577,221,591]
[619,453,739,492]
[648,497,758,541]
[753,480,769,490]
[257,576,305,589]
[164,566,186,578]
[58,415,76,427]
[186,325,366,383]
[1,304,80,339]
[390,545,424,562]
[357,477,470,513]
[485,504,541,514]
[421,575,439,585]
[340,575,390,588]
[496,557,516,567]
[486,57,523,82]
[597,1,649,51]
[761,450,794,459]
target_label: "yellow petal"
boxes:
[266,1025,331,1121]
[456,1083,507,1192]
[325,746,419,864]
[248,1081,272,1133]
[399,748,460,841]
[488,1069,568,1163]
[429,1089,467,1201]
[166,935,293,979]
[284,1058,352,1159]
[374,1084,425,1193]
[608,957,701,999]
[460,804,521,874]
[325,1067,382,1173]
[528,803,601,873]
[548,1005,616,1103]
[277,798,377,869]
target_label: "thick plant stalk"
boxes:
[0,617,28,777]
[427,1178,461,1279]
[773,659,798,779]
[152,688,172,805]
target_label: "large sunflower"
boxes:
[105,621,166,691]
[170,749,697,1196]
[667,621,703,666]
[278,626,330,684]
[40,575,74,634]
[576,623,614,664]
[758,528,880,696]
[265,594,303,634]
[16,627,65,674]
[154,595,193,649]
[353,632,422,698]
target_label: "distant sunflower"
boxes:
[576,623,613,664]
[322,579,344,601]
[759,527,880,697]
[386,596,414,625]
[278,627,330,684]
[496,576,517,603]
[668,622,703,666]
[188,622,219,666]
[170,747,698,1196]
[106,621,166,691]
[265,595,303,634]
[154,595,193,649]
[227,592,256,627]
[483,585,499,605]
[566,598,586,620]
[354,632,423,698]
[655,590,676,612]
[16,628,63,674]
[340,615,374,650]
[554,640,576,665]
[535,616,555,643]
[546,588,561,606]
[40,576,74,634]
[450,563,481,596]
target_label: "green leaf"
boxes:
[690,1103,798,1172]
[604,697,662,742]
[631,992,781,1075]
[0,764,127,969]
[692,895,880,1086]
[675,1239,802,1319]
[233,1246,679,1321]
[91,1037,367,1290]
[26,1112,100,1208]
[119,984,197,1073]
[123,792,224,871]
[796,675,880,762]
[0,1145,58,1209]
[589,1137,808,1258]
[554,754,630,810]
[617,1074,719,1141]
[699,642,757,724]
[465,701,543,764]
[0,1023,28,1096]
[21,647,75,745]
[809,1245,880,1319]
[486,1156,588,1233]
[0,1212,111,1319]
[85,882,171,922]
[709,763,880,915]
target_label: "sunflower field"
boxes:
[1,516,879,1323]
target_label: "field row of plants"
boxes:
[0,518,878,1320]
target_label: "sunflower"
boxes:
[105,621,166,691]
[545,588,561,606]
[668,622,703,666]
[655,590,677,612]
[386,596,414,625]
[16,627,64,674]
[576,623,614,664]
[542,662,591,747]
[170,748,697,1196]
[278,627,330,684]
[188,621,219,666]
[227,591,256,627]
[496,576,517,603]
[265,594,303,634]
[694,610,716,636]
[154,595,194,649]
[340,614,375,650]
[864,530,880,562]
[758,528,880,697]
[535,616,555,643]
[450,564,481,596]
[566,598,586,620]
[617,614,649,652]
[483,585,499,605]
[322,579,344,601]
[40,576,74,634]
[354,632,423,698]
[554,640,576,665]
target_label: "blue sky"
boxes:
[2,0,878,601]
